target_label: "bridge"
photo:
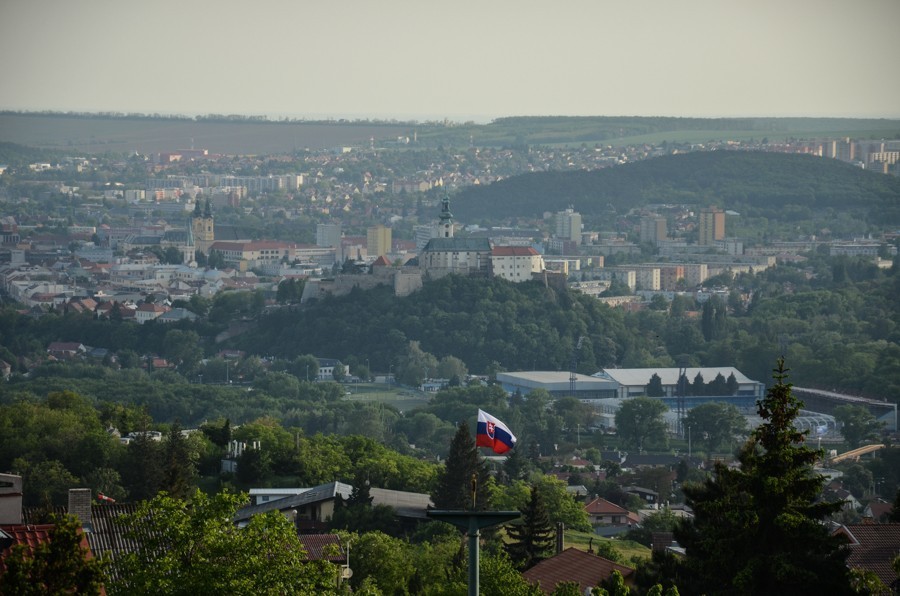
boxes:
[793,387,897,432]
[828,444,886,464]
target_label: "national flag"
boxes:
[476,409,517,454]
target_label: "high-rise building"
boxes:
[698,207,725,245]
[316,223,343,261]
[640,216,667,245]
[556,208,582,246]
[367,225,392,259]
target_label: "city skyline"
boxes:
[1,0,899,122]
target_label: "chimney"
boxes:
[68,488,93,531]
[555,522,565,554]
[651,531,674,554]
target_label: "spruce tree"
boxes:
[432,421,491,510]
[674,359,852,595]
[506,485,555,570]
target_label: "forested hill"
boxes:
[452,151,900,225]
[241,275,634,376]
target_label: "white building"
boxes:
[491,246,544,282]
[556,208,583,246]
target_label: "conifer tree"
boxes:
[506,485,555,570]
[674,359,852,595]
[432,421,491,510]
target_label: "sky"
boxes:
[1,0,898,123]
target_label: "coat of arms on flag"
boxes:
[475,409,517,454]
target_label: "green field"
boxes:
[342,383,431,413]
[565,530,651,564]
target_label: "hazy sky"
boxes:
[1,0,898,122]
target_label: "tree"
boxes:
[159,420,196,499]
[533,475,591,533]
[684,402,747,454]
[113,490,338,595]
[833,404,883,449]
[432,421,492,510]
[0,514,108,595]
[506,485,555,570]
[646,373,665,397]
[700,296,727,341]
[674,359,853,595]
[615,397,668,451]
[347,530,414,595]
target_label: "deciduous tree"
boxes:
[615,397,668,451]
[113,490,337,595]
[833,404,883,449]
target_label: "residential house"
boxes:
[522,547,635,594]
[234,481,353,532]
[584,497,639,527]
[47,342,87,360]
[316,358,342,381]
[833,523,900,593]
[134,302,169,324]
[623,486,659,506]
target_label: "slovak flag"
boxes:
[476,409,517,454]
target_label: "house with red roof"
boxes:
[833,523,900,593]
[522,547,635,594]
[584,496,639,527]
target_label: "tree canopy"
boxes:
[675,360,853,595]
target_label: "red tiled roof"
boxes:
[492,246,539,257]
[298,533,346,563]
[584,497,628,515]
[834,523,900,591]
[866,500,894,521]
[0,523,96,573]
[522,548,635,594]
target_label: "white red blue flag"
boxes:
[475,409,517,454]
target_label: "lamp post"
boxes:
[427,477,520,596]
[366,358,370,382]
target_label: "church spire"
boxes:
[439,192,453,238]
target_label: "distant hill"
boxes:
[451,151,900,226]
[2,111,898,154]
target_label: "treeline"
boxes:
[452,151,900,226]
[0,109,431,128]
[1,253,898,401]
[243,275,638,375]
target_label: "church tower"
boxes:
[183,212,196,265]
[439,193,454,238]
[192,198,215,255]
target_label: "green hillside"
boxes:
[452,151,900,228]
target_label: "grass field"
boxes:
[342,383,431,413]
[565,530,651,564]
